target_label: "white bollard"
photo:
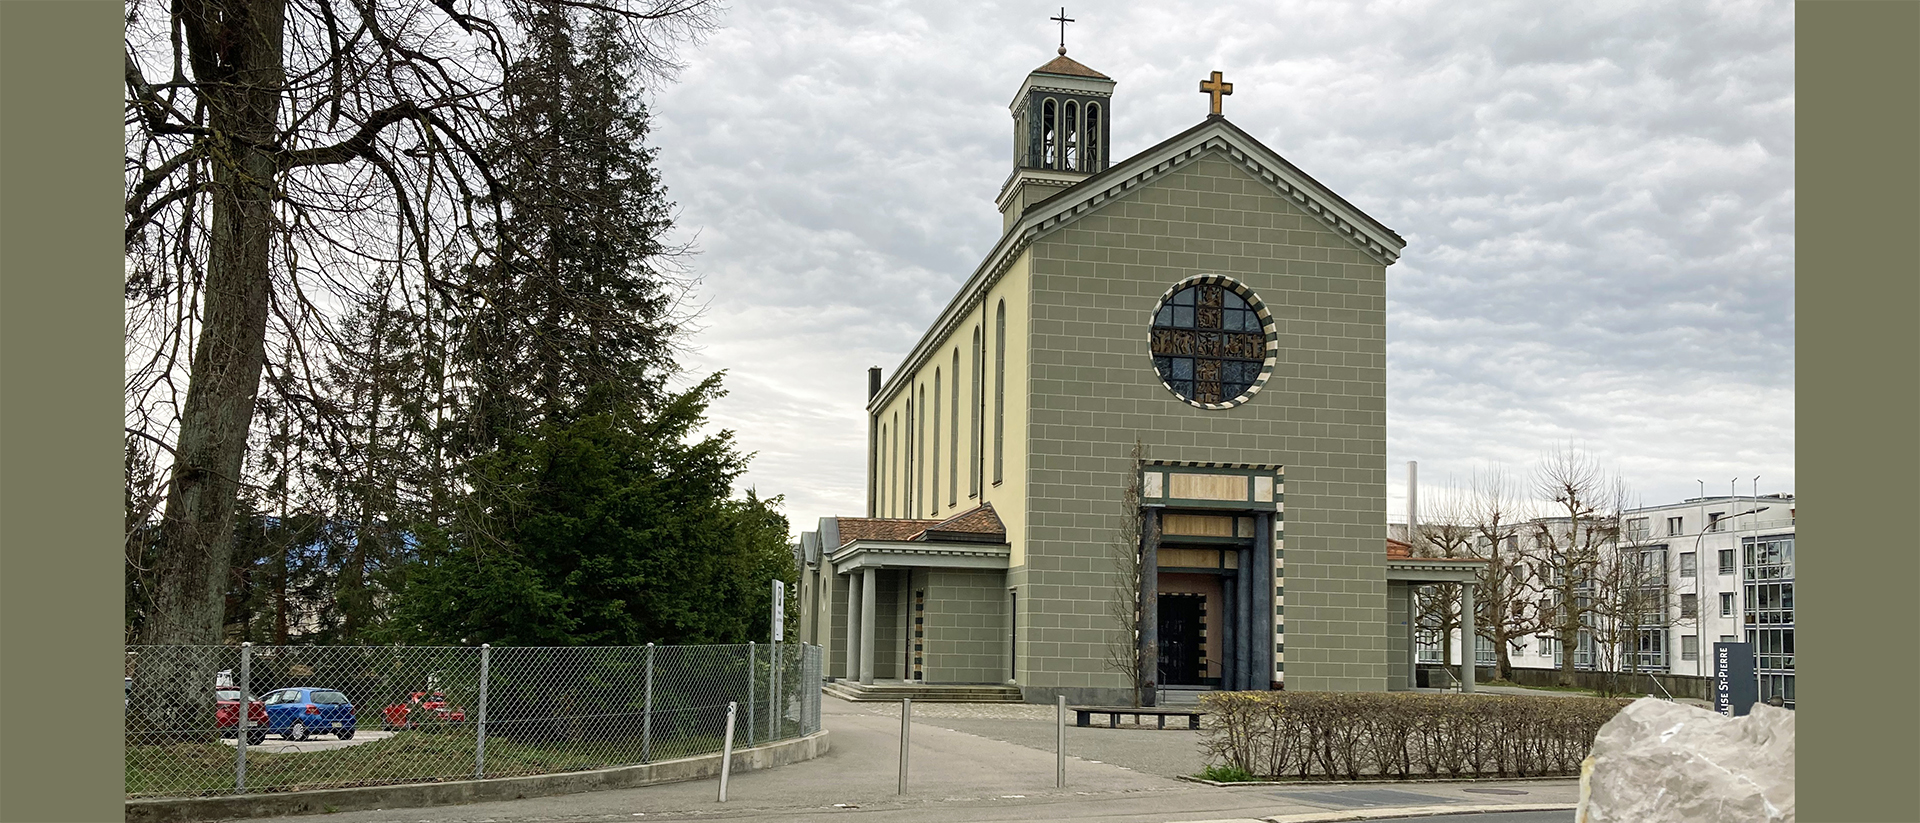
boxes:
[898,697,911,794]
[718,701,738,802]
[1056,694,1066,788]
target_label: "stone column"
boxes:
[1255,513,1274,689]
[1408,585,1420,689]
[1220,573,1235,690]
[860,566,879,685]
[1237,546,1253,691]
[1140,508,1161,705]
[1459,581,1476,694]
[845,572,863,681]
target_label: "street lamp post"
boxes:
[1689,505,1768,676]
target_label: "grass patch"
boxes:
[126,720,805,799]
[1197,764,1257,783]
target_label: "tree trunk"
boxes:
[140,0,286,650]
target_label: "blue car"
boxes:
[261,687,357,740]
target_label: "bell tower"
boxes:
[997,48,1114,232]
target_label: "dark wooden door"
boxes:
[1158,594,1204,686]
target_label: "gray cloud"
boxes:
[646,0,1793,529]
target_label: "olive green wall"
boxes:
[1020,150,1390,700]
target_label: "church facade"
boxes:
[796,50,1454,703]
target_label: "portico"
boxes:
[1385,540,1488,693]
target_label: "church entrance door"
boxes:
[1157,594,1205,686]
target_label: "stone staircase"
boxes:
[821,679,1026,703]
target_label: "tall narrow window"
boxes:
[1041,98,1057,168]
[891,412,900,517]
[878,425,887,517]
[969,326,982,497]
[904,400,914,517]
[1084,103,1102,171]
[949,350,959,507]
[1062,101,1079,171]
[931,373,941,515]
[917,387,927,513]
[993,301,1006,485]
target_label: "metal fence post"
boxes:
[642,643,655,764]
[770,641,780,740]
[475,644,490,779]
[898,697,911,794]
[235,642,251,793]
[747,642,756,747]
[1056,694,1066,788]
[718,701,738,802]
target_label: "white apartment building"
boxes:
[1407,493,1795,707]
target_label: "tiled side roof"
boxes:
[836,517,943,546]
[921,502,1005,537]
[1032,54,1110,80]
[1386,538,1413,558]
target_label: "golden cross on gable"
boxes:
[1199,70,1233,116]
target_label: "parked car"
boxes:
[215,688,270,745]
[261,687,357,740]
[381,691,466,730]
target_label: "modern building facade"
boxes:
[793,49,1491,705]
[1414,494,1795,707]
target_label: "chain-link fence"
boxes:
[125,643,822,799]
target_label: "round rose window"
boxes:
[1148,276,1275,409]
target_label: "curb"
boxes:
[125,730,829,823]
[1171,804,1577,823]
[1179,775,1581,787]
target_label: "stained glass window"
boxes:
[1149,281,1269,406]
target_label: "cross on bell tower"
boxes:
[1199,70,1233,116]
[1050,8,1074,55]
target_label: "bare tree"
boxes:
[1410,478,1475,669]
[1106,441,1149,707]
[1521,446,1619,686]
[1466,465,1531,682]
[124,0,719,651]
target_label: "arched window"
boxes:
[993,300,1006,485]
[904,399,915,516]
[1084,103,1102,172]
[949,349,960,507]
[878,423,887,516]
[969,326,983,497]
[1041,98,1057,168]
[1062,101,1079,171]
[891,411,901,517]
[931,371,941,515]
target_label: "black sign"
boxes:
[1713,642,1757,717]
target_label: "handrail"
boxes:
[1645,673,1674,701]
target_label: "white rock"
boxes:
[1577,697,1794,823]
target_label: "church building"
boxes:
[796,45,1475,704]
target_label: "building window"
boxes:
[1061,100,1079,171]
[906,397,916,515]
[1084,102,1102,171]
[1743,535,1794,580]
[1718,549,1735,575]
[993,301,1006,485]
[931,370,941,514]
[969,327,982,497]
[1148,277,1274,408]
[1744,582,1793,626]
[1041,98,1057,167]
[1537,636,1553,656]
[1680,593,1697,619]
[891,412,901,517]
[1666,516,1683,536]
[1636,629,1666,671]
[1680,635,1699,661]
[1475,634,1495,666]
[1678,552,1696,577]
[878,424,888,516]
[1708,511,1726,532]
[1625,518,1649,542]
[949,349,959,507]
[1720,592,1734,617]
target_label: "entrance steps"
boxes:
[822,680,1025,703]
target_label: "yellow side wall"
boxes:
[867,251,1031,567]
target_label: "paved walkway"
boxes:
[227,695,1578,823]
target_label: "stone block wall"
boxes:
[1022,151,1390,699]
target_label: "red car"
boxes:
[215,688,270,745]
[381,691,466,729]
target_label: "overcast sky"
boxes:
[643,0,1794,532]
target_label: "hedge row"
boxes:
[1197,691,1631,780]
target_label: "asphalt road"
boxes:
[226,696,1577,823]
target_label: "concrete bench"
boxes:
[1070,706,1204,730]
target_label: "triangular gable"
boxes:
[1023,116,1404,265]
